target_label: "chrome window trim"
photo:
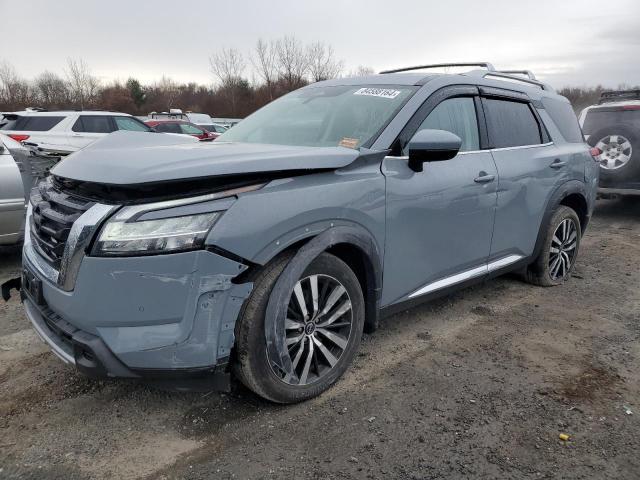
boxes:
[408,254,524,299]
[490,141,554,152]
[383,142,553,161]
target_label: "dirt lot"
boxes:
[1,197,639,480]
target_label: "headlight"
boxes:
[94,212,221,256]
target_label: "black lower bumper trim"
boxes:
[23,295,231,391]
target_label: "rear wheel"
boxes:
[525,206,581,287]
[233,252,365,403]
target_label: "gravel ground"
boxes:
[0,197,639,480]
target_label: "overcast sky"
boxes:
[2,0,639,89]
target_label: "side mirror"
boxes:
[407,129,462,172]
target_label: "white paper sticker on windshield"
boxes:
[353,87,401,99]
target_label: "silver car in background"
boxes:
[0,134,26,245]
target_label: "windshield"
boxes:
[218,85,416,148]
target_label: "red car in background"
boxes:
[144,119,219,141]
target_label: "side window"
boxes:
[1,116,65,131]
[113,116,151,132]
[483,99,543,148]
[408,97,480,153]
[155,123,182,134]
[72,116,114,133]
[540,97,583,143]
[180,124,203,135]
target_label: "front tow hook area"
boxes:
[1,276,21,302]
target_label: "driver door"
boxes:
[381,87,498,306]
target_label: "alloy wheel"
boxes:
[271,274,353,386]
[549,218,578,280]
[596,134,633,170]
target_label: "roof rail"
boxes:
[480,71,552,91]
[380,62,496,74]
[599,89,640,103]
[496,70,537,80]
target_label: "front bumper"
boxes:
[22,244,253,384]
[23,294,138,377]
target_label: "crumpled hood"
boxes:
[51,131,360,185]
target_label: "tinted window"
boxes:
[484,99,542,148]
[414,97,479,152]
[0,115,64,131]
[154,123,182,134]
[180,123,203,135]
[542,97,584,143]
[73,116,114,133]
[582,108,640,136]
[114,116,151,132]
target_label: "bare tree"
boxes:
[274,36,309,89]
[65,58,99,109]
[307,42,343,82]
[347,65,375,77]
[251,39,278,100]
[156,76,180,110]
[34,71,69,108]
[210,48,246,114]
[0,61,33,108]
[210,47,246,88]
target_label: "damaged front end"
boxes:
[19,173,266,390]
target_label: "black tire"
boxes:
[233,251,365,404]
[525,206,581,287]
[589,125,640,183]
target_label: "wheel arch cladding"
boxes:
[263,226,382,376]
[559,193,588,230]
[532,181,589,265]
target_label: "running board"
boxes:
[408,255,524,299]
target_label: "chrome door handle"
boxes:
[550,159,566,169]
[474,174,495,183]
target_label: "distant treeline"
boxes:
[0,42,635,117]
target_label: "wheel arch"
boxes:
[531,181,589,263]
[262,226,382,376]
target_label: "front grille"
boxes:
[30,179,95,269]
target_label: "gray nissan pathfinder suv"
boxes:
[18,63,599,403]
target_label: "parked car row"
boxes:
[6,62,601,404]
[144,119,219,141]
[0,110,152,152]
[148,109,232,133]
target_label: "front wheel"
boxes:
[525,206,582,287]
[233,252,365,403]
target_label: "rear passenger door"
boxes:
[68,115,115,149]
[482,89,568,262]
[381,86,498,306]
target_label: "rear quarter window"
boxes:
[541,97,584,143]
[0,115,65,131]
[483,99,543,148]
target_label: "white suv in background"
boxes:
[0,110,152,152]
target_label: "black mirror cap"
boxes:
[407,129,462,172]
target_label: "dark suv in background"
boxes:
[17,62,599,403]
[580,90,640,194]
